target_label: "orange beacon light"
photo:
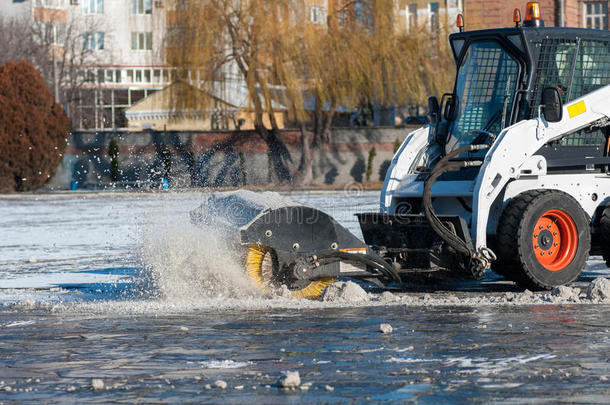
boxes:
[513,8,522,27]
[524,2,544,27]
[456,14,464,32]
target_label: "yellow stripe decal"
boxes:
[568,101,586,118]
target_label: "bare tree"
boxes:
[0,17,39,65]
[0,13,109,128]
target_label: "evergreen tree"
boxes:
[0,60,70,192]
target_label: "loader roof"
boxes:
[449,26,610,66]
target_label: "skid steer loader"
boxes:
[192,2,610,299]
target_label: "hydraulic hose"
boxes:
[314,250,402,283]
[423,144,489,257]
[434,143,489,172]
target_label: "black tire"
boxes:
[488,237,523,281]
[495,190,590,290]
[494,191,543,284]
[600,206,610,267]
[492,254,531,286]
[491,259,524,281]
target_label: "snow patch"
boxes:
[4,320,36,328]
[587,277,610,302]
[447,353,556,374]
[385,357,438,364]
[322,281,369,302]
[200,360,252,369]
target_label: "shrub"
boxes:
[108,138,120,182]
[393,138,401,153]
[0,60,70,192]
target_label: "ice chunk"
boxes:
[322,281,369,302]
[278,371,300,389]
[587,277,610,301]
[551,286,580,301]
[380,323,393,334]
[91,379,104,391]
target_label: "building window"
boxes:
[337,9,347,26]
[309,5,325,24]
[407,3,418,31]
[354,0,371,26]
[36,21,66,45]
[83,32,104,50]
[83,0,103,14]
[131,32,152,50]
[124,68,157,84]
[131,0,152,15]
[429,2,439,31]
[34,0,67,8]
[584,2,608,29]
[85,68,96,83]
[103,69,121,83]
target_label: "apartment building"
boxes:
[394,0,463,33]
[7,0,170,130]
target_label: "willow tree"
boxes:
[166,0,454,185]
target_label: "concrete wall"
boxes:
[47,126,419,189]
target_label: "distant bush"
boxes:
[0,60,70,192]
[108,138,120,182]
[393,138,402,153]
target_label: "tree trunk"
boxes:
[292,123,314,186]
[255,123,293,183]
[241,66,294,184]
[321,106,335,144]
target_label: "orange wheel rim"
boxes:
[531,209,578,271]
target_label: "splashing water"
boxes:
[137,190,306,303]
[138,197,264,302]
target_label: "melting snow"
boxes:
[200,360,252,369]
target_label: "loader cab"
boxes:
[445,32,525,154]
[428,15,610,177]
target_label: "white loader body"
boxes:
[382,84,610,251]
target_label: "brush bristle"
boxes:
[245,244,334,300]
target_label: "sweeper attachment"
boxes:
[193,3,610,299]
[190,192,401,300]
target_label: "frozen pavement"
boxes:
[1,191,610,402]
[1,305,610,402]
